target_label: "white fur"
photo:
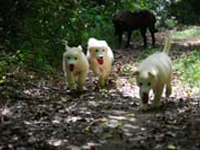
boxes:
[87,38,114,87]
[63,43,89,90]
[133,34,172,110]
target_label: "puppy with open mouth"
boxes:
[87,38,114,88]
[63,42,89,91]
[133,34,172,110]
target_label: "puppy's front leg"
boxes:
[77,71,88,90]
[98,75,105,87]
[67,73,77,90]
[166,78,172,97]
[152,85,164,108]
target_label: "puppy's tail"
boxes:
[163,33,172,54]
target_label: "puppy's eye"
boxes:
[74,57,77,60]
[67,56,70,60]
[95,49,99,53]
[102,49,105,52]
[139,82,143,86]
[148,82,151,86]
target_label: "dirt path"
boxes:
[0,30,200,150]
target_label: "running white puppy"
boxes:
[133,34,172,110]
[63,42,89,90]
[87,38,114,87]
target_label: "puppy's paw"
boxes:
[97,80,106,88]
[139,104,150,111]
[69,84,77,91]
[78,86,87,91]
[151,103,161,109]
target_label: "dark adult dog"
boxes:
[113,9,157,47]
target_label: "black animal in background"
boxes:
[113,9,158,47]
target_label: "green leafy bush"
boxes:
[173,26,200,40]
[174,50,200,87]
[3,0,200,75]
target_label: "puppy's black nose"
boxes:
[99,56,103,59]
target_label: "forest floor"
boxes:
[0,28,200,150]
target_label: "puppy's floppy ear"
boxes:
[103,41,108,47]
[148,71,156,78]
[102,41,110,50]
[132,70,140,77]
[89,47,94,53]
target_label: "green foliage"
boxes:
[0,50,23,83]
[3,0,200,75]
[4,0,141,73]
[0,60,8,75]
[174,50,200,87]
[173,26,200,40]
[165,17,178,28]
[0,51,23,74]
[169,0,200,24]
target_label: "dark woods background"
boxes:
[0,0,200,74]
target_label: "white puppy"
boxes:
[87,38,114,87]
[133,34,172,110]
[63,42,89,90]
